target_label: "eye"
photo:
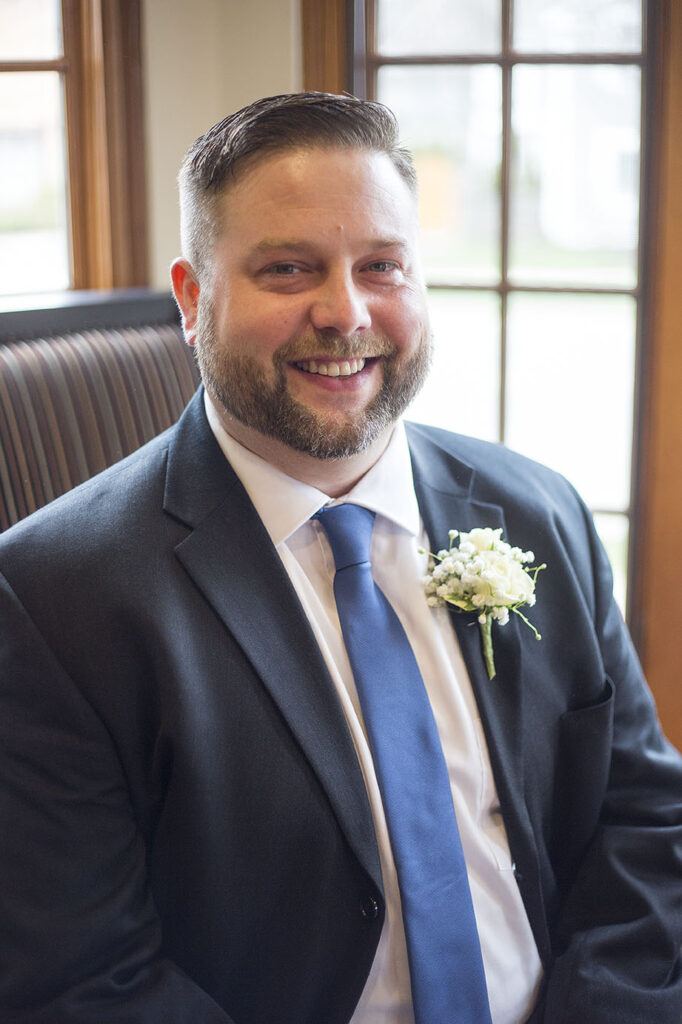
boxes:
[365,260,398,273]
[266,263,302,276]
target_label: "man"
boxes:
[0,93,680,1023]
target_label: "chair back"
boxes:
[0,295,199,530]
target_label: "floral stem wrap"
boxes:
[422,527,546,680]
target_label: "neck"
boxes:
[212,406,393,498]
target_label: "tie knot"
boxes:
[314,504,375,571]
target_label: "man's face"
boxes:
[192,146,431,460]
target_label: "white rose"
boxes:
[461,527,503,553]
[479,550,535,606]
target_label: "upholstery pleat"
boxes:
[0,323,199,531]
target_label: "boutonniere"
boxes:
[422,527,546,680]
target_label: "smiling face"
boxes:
[172,146,432,485]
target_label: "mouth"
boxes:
[293,357,369,377]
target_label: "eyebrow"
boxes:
[250,237,410,255]
[250,240,313,256]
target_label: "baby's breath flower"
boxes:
[423,526,546,679]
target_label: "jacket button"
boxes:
[361,895,379,920]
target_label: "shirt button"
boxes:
[361,895,379,920]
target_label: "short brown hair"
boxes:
[178,92,417,281]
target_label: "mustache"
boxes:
[274,331,396,367]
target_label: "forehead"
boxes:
[216,147,418,243]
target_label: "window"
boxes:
[0,0,69,293]
[353,0,649,613]
[0,0,148,296]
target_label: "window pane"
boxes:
[513,0,642,54]
[505,293,635,510]
[407,289,500,442]
[378,65,501,284]
[593,513,629,613]
[0,72,70,295]
[509,65,640,288]
[376,0,500,55]
[0,0,62,60]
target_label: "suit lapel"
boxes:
[162,393,383,892]
[407,424,549,957]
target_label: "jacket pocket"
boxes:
[552,676,615,880]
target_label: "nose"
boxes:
[309,270,372,335]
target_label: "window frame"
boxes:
[306,0,650,607]
[363,0,649,620]
[302,0,682,750]
[0,0,148,292]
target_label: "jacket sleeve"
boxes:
[536,506,682,1023]
[0,573,234,1024]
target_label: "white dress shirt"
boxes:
[205,394,543,1024]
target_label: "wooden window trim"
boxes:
[62,0,148,289]
[632,0,682,749]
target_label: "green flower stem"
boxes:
[478,614,496,680]
[512,605,542,640]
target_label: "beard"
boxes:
[193,297,433,460]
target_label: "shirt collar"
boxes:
[204,391,421,547]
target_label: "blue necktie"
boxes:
[315,503,492,1024]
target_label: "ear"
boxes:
[170,258,201,347]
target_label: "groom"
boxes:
[0,92,680,1024]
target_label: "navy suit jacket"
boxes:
[0,389,680,1023]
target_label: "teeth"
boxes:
[296,358,366,377]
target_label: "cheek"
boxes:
[379,298,430,352]
[232,296,309,346]
[210,303,297,358]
